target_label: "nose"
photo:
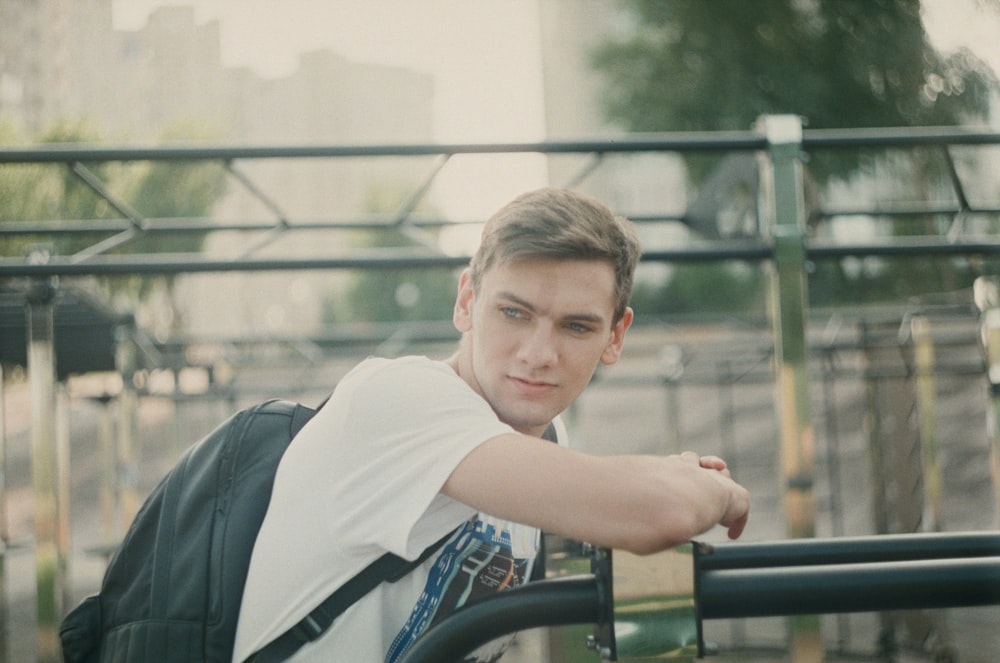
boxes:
[516,322,558,367]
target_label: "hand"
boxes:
[679,451,749,540]
[697,454,730,476]
[678,451,730,476]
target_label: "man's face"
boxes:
[452,257,632,437]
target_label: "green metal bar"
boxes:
[698,557,1000,619]
[758,114,821,662]
[2,126,998,166]
[760,115,816,540]
[395,576,601,663]
[115,329,141,532]
[0,364,8,661]
[26,280,62,661]
[695,531,1000,570]
[911,316,944,531]
[975,275,1000,521]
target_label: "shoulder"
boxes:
[345,355,455,386]
[333,356,491,419]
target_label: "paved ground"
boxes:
[2,321,998,662]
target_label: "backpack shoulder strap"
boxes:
[245,528,455,663]
[247,418,557,662]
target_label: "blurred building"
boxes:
[537,0,689,269]
[0,0,435,336]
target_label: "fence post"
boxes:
[910,316,942,531]
[757,114,821,661]
[26,280,64,662]
[974,276,1000,524]
[114,326,141,532]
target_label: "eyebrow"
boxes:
[497,291,608,325]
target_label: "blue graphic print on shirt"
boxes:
[385,517,536,663]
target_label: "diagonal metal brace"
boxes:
[224,160,293,258]
[393,154,452,251]
[69,161,147,262]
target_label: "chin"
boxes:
[497,408,556,436]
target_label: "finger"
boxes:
[727,514,749,540]
[699,455,728,471]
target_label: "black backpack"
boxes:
[59,398,451,663]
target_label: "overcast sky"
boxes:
[111,0,998,218]
[112,0,999,144]
[113,0,547,143]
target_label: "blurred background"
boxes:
[2,1,1000,662]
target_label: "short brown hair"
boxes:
[469,188,641,324]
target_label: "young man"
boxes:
[232,188,750,662]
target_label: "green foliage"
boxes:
[123,159,227,254]
[810,255,978,307]
[594,0,995,132]
[325,184,459,324]
[592,0,997,183]
[592,0,999,308]
[1,120,228,306]
[333,266,458,323]
[1,120,227,258]
[631,263,764,316]
[1,120,113,258]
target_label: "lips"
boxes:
[509,375,557,396]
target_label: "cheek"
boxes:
[473,324,514,362]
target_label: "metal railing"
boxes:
[3,117,1000,662]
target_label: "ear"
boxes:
[453,268,475,333]
[600,306,633,365]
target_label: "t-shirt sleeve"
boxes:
[275,357,515,559]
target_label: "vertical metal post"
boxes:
[974,276,1000,521]
[26,280,62,662]
[987,311,1000,518]
[820,346,851,650]
[0,363,8,662]
[95,394,119,544]
[115,326,141,530]
[911,316,942,531]
[55,385,73,615]
[660,344,683,455]
[757,114,820,661]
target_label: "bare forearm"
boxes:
[442,435,750,555]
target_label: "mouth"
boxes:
[509,375,557,395]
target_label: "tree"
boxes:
[593,0,994,137]
[591,0,998,308]
[324,184,459,324]
[1,120,228,328]
[2,121,226,259]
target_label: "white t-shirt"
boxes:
[232,356,567,663]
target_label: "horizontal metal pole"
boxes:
[696,531,1000,571]
[0,215,488,236]
[0,250,472,277]
[10,204,997,238]
[801,125,1000,149]
[396,575,600,663]
[814,204,1000,219]
[5,237,1000,277]
[807,237,1000,258]
[0,213,687,237]
[2,127,997,165]
[698,556,1000,619]
[0,134,765,164]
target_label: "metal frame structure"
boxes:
[2,124,1000,278]
[393,532,1000,663]
[3,117,1000,662]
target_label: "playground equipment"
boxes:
[397,531,1000,662]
